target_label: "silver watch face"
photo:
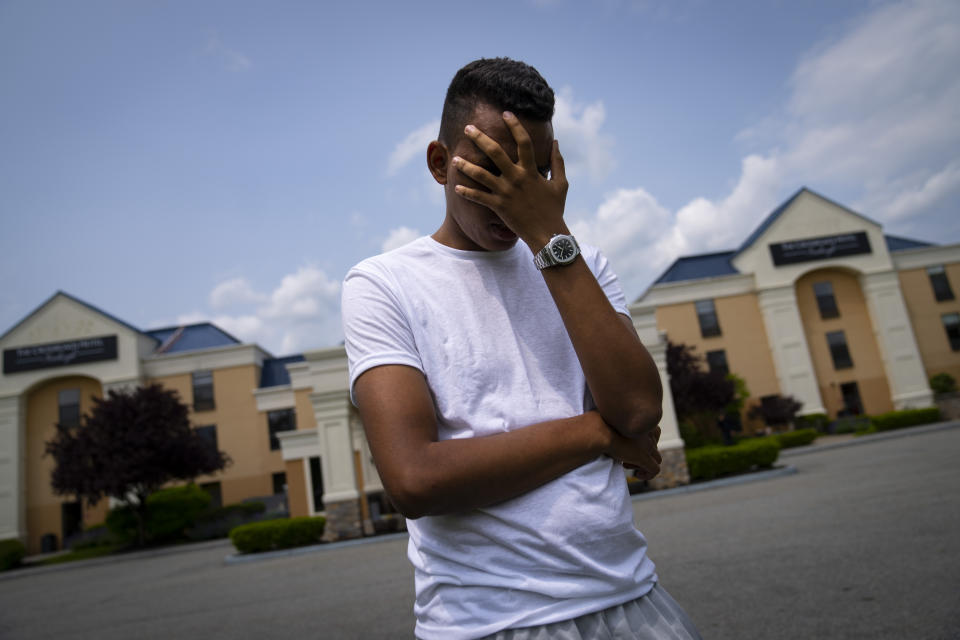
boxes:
[550,237,577,262]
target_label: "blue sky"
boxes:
[2,0,958,355]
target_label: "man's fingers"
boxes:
[452,156,498,190]
[464,124,514,175]
[454,184,498,209]
[502,111,536,169]
[550,140,567,185]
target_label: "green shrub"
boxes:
[832,416,871,434]
[929,373,957,395]
[69,524,116,550]
[146,484,211,542]
[230,517,326,554]
[685,438,781,481]
[0,539,26,571]
[870,407,941,432]
[106,483,211,545]
[795,413,829,432]
[775,428,819,449]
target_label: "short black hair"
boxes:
[439,57,555,146]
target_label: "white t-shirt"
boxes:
[342,236,657,640]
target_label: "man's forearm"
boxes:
[540,256,663,438]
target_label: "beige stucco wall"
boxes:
[150,364,285,506]
[294,388,317,431]
[285,459,309,518]
[24,375,107,554]
[795,268,893,417]
[898,263,960,383]
[656,293,780,432]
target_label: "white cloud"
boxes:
[387,120,440,176]
[553,88,615,183]
[382,226,421,252]
[209,277,266,310]
[573,0,960,300]
[174,266,343,355]
[205,33,252,72]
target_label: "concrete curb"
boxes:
[631,464,799,502]
[1,538,233,581]
[780,419,960,458]
[224,531,409,565]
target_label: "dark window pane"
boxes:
[840,382,864,416]
[943,313,960,351]
[813,281,840,319]
[272,472,287,495]
[309,456,325,512]
[200,482,222,509]
[268,409,296,451]
[827,331,853,369]
[58,389,81,427]
[706,350,729,376]
[192,370,215,411]
[928,265,955,302]
[695,299,721,337]
[196,425,218,451]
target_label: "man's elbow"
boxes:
[381,469,437,520]
[619,402,663,438]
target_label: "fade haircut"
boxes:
[439,57,555,146]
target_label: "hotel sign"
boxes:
[769,231,872,266]
[3,335,118,374]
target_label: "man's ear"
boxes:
[426,141,449,185]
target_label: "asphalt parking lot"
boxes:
[2,425,958,639]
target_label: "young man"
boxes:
[342,58,702,640]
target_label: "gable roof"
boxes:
[0,290,158,344]
[884,234,933,252]
[653,251,739,285]
[259,354,306,388]
[733,187,882,258]
[145,323,242,354]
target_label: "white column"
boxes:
[0,394,25,541]
[860,271,934,409]
[310,389,358,503]
[631,306,683,449]
[757,286,827,415]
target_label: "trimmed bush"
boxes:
[230,516,326,554]
[685,438,781,481]
[929,373,957,395]
[870,407,941,432]
[106,483,212,545]
[186,501,269,541]
[775,428,819,449]
[795,413,829,432]
[0,539,26,571]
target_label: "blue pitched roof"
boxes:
[884,234,933,252]
[654,251,739,285]
[259,354,306,388]
[146,323,241,354]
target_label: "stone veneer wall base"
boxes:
[648,446,690,490]
[323,498,363,542]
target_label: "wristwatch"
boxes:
[533,234,580,270]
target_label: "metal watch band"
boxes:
[533,234,580,270]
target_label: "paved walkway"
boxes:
[2,422,958,639]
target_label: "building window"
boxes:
[192,370,215,412]
[927,265,955,302]
[195,425,218,451]
[308,456,325,512]
[706,350,729,376]
[827,331,854,369]
[267,409,296,451]
[200,481,222,509]
[839,382,864,417]
[58,389,81,427]
[943,313,960,351]
[813,281,840,319]
[272,472,287,495]
[695,299,721,337]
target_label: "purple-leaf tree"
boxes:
[45,384,230,545]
